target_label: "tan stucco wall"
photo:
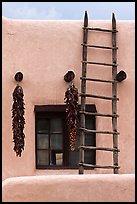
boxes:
[2,16,135,182]
[2,174,135,202]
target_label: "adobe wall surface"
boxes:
[2,17,135,180]
[2,174,135,202]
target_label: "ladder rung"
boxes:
[80,77,115,83]
[80,127,120,135]
[79,146,120,152]
[83,27,118,33]
[79,111,119,118]
[79,163,120,169]
[80,93,119,100]
[81,44,118,50]
[82,61,118,67]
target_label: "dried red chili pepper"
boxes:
[64,83,79,151]
[12,85,25,157]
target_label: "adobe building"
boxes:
[2,12,135,202]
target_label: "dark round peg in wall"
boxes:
[14,72,23,82]
[116,70,127,82]
[64,71,75,82]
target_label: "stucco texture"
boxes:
[2,174,135,202]
[2,16,135,202]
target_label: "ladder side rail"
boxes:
[79,11,88,174]
[112,13,119,174]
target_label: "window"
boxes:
[35,105,96,169]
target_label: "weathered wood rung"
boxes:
[80,77,115,83]
[80,93,119,101]
[83,27,118,33]
[79,111,119,118]
[80,127,120,135]
[82,61,118,67]
[81,43,118,50]
[79,146,120,152]
[79,163,120,169]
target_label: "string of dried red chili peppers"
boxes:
[64,83,79,151]
[12,85,25,157]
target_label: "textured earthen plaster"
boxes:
[2,17,135,181]
[2,174,135,202]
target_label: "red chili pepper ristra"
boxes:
[64,83,79,151]
[12,85,25,157]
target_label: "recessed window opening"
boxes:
[35,105,96,169]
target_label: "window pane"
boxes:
[84,117,95,165]
[69,151,79,166]
[85,116,96,146]
[85,134,95,146]
[84,151,95,164]
[37,134,49,149]
[50,134,63,149]
[69,116,95,166]
[37,119,49,133]
[75,130,80,147]
[56,153,63,165]
[50,118,62,133]
[85,116,94,128]
[50,150,63,166]
[37,150,49,165]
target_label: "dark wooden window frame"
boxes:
[34,104,96,169]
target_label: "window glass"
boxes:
[50,134,63,149]
[84,150,95,164]
[85,116,94,129]
[37,150,49,165]
[69,151,79,166]
[56,153,63,165]
[37,134,49,149]
[85,134,95,146]
[37,119,49,133]
[50,118,62,133]
[50,151,63,166]
[68,116,96,165]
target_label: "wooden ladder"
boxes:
[79,11,120,174]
